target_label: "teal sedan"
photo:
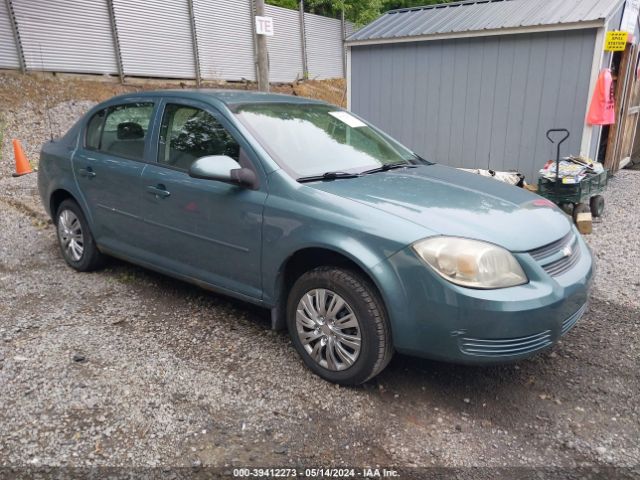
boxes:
[38,90,593,385]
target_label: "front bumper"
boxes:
[377,229,593,364]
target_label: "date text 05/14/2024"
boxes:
[232,468,400,478]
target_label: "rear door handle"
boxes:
[78,167,96,178]
[146,184,171,199]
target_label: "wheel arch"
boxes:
[270,246,389,331]
[50,188,77,224]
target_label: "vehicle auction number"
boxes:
[233,468,399,478]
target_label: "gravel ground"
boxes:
[0,74,639,476]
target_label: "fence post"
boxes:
[5,0,26,73]
[106,0,125,83]
[341,8,347,78]
[187,0,201,86]
[299,1,308,80]
[254,0,269,91]
[250,0,259,84]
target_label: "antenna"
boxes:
[39,43,55,142]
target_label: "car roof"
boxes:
[107,89,328,107]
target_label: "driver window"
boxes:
[158,104,240,171]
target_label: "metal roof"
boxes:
[347,0,624,44]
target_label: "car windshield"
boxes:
[233,103,421,178]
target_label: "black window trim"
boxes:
[150,98,262,182]
[82,99,157,163]
[84,107,106,152]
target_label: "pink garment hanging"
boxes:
[587,69,615,125]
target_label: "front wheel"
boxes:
[56,199,105,271]
[286,267,393,385]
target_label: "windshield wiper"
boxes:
[297,171,361,183]
[361,162,419,175]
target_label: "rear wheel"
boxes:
[286,267,393,385]
[56,199,105,271]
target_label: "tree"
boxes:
[267,0,298,8]
[267,0,453,26]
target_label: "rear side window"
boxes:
[85,109,105,150]
[158,104,240,171]
[84,102,154,161]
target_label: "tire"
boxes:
[559,203,574,216]
[572,203,590,222]
[286,266,393,385]
[55,199,105,271]
[589,195,605,218]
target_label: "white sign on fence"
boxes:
[255,16,274,36]
[621,0,640,36]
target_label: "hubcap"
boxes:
[57,210,84,262]
[295,288,361,371]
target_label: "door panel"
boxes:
[605,43,640,171]
[73,101,156,253]
[139,100,267,299]
[140,165,265,298]
[73,149,146,251]
[620,46,640,169]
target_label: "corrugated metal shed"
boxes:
[305,12,345,79]
[194,0,256,81]
[113,0,196,78]
[348,0,624,43]
[11,0,117,74]
[350,30,596,182]
[348,0,631,180]
[0,1,20,69]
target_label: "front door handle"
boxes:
[78,167,96,178]
[146,184,171,199]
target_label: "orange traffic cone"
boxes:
[12,139,33,177]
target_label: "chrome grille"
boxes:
[562,303,587,336]
[527,232,581,277]
[542,245,581,277]
[528,231,574,261]
[460,330,552,357]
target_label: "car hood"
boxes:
[307,165,572,252]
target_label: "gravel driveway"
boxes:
[0,75,638,477]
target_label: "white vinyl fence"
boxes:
[0,0,352,82]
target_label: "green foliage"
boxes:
[267,0,299,8]
[382,0,448,10]
[267,0,453,26]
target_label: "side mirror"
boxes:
[189,155,257,189]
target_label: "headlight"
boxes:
[412,237,528,289]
